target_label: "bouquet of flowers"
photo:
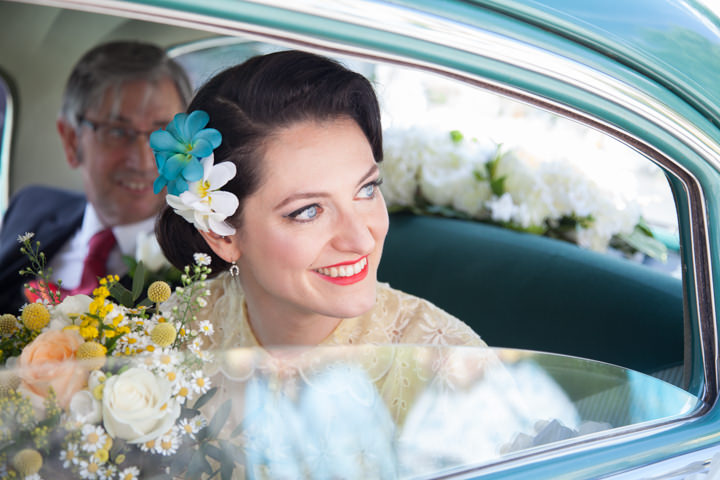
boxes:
[380,127,668,261]
[0,234,235,480]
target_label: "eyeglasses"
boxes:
[79,117,158,148]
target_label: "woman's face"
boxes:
[235,117,389,325]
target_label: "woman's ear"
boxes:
[198,230,242,263]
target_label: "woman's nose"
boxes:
[332,208,376,254]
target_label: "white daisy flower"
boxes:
[60,442,81,467]
[193,252,212,266]
[79,459,103,479]
[138,439,157,453]
[190,371,211,395]
[198,320,214,336]
[154,428,181,456]
[17,232,34,243]
[81,424,108,453]
[179,415,206,439]
[172,377,192,403]
[194,349,213,362]
[98,464,117,480]
[152,348,181,372]
[189,337,203,352]
[117,466,141,480]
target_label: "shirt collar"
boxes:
[81,203,157,256]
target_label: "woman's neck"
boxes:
[243,296,342,347]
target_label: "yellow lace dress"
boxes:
[185,272,490,478]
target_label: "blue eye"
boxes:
[288,204,320,221]
[358,178,383,199]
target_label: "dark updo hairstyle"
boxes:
[156,50,383,276]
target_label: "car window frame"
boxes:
[13,0,719,477]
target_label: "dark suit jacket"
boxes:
[0,185,85,314]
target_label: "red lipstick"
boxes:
[314,256,369,285]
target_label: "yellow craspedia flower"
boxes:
[94,448,109,464]
[147,281,171,303]
[0,371,20,396]
[150,322,176,347]
[21,303,50,331]
[12,448,42,476]
[0,314,18,335]
[76,341,107,370]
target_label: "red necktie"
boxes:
[68,228,117,296]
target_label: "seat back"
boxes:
[377,213,684,375]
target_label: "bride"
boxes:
[153,49,483,358]
[151,49,503,477]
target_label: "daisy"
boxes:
[98,464,117,480]
[117,466,141,480]
[190,371,211,395]
[60,443,81,467]
[154,428,181,456]
[78,459,103,479]
[193,252,211,266]
[152,348,181,372]
[81,424,108,453]
[172,377,192,403]
[197,320,214,336]
[17,232,34,243]
[178,415,206,439]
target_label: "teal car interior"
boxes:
[1,0,720,478]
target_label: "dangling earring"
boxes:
[229,261,239,277]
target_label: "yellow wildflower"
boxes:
[0,314,18,335]
[94,448,109,463]
[76,341,107,369]
[151,323,176,347]
[147,281,171,303]
[21,303,50,331]
[79,325,99,340]
[12,449,42,476]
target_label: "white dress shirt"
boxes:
[48,204,156,289]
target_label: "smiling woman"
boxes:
[155,50,482,350]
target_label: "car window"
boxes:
[172,37,686,388]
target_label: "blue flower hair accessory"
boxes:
[151,110,239,236]
[150,110,222,196]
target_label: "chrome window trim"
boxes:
[0,76,13,214]
[12,0,719,474]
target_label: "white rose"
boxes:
[135,232,171,272]
[102,367,180,443]
[48,294,92,329]
[69,390,102,424]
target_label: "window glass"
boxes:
[171,36,686,390]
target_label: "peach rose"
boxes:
[17,329,89,409]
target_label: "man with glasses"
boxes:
[0,41,191,313]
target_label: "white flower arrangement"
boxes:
[380,127,666,259]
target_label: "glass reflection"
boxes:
[1,346,697,478]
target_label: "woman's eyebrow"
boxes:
[274,164,379,211]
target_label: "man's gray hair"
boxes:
[59,41,192,127]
